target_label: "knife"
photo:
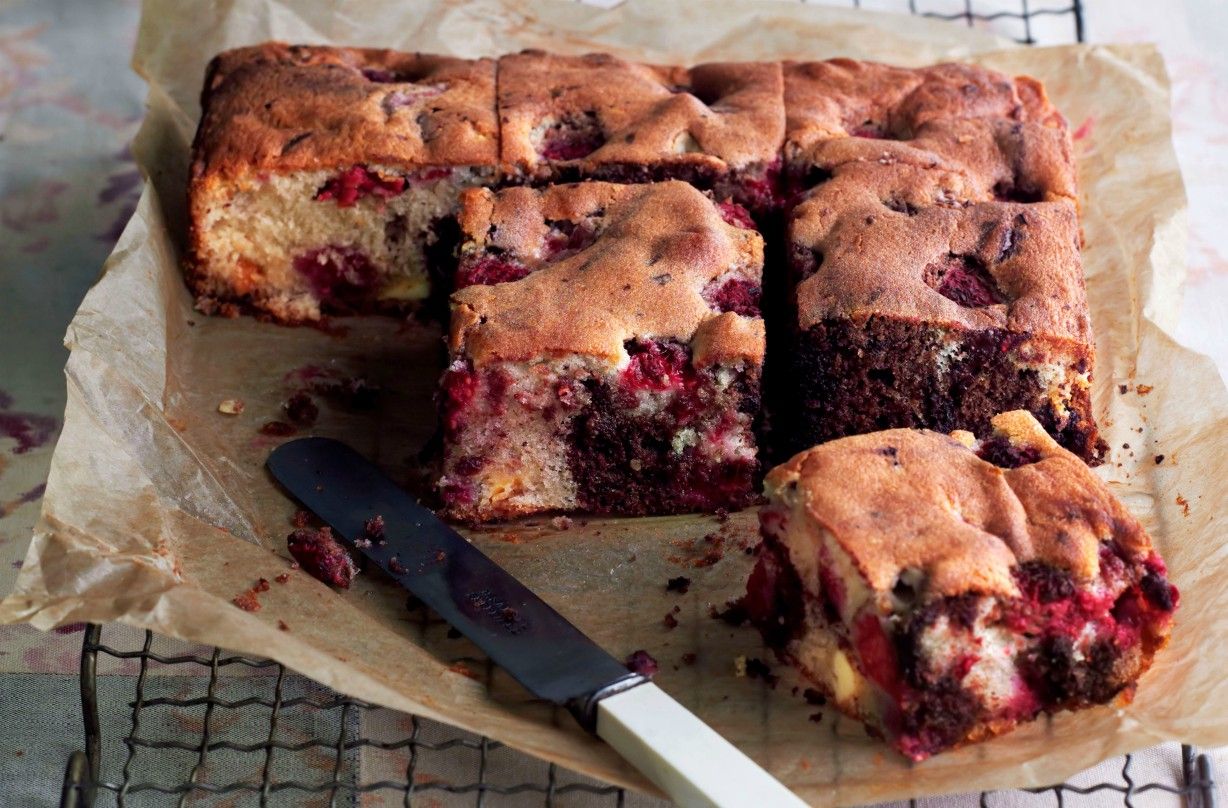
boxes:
[267,437,806,808]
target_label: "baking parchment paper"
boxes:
[4,0,1227,803]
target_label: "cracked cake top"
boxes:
[191,43,498,182]
[765,410,1154,602]
[497,50,785,176]
[789,173,1091,342]
[784,58,1064,150]
[784,59,1075,202]
[449,181,765,369]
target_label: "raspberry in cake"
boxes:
[188,43,498,322]
[439,181,765,522]
[782,147,1102,461]
[497,51,785,215]
[783,59,1074,202]
[744,411,1178,761]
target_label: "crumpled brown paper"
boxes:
[3,0,1227,803]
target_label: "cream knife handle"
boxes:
[595,682,808,808]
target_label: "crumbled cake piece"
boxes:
[744,411,1178,761]
[497,51,785,214]
[287,526,358,588]
[189,43,498,322]
[439,181,765,521]
[626,649,659,677]
[783,59,1074,202]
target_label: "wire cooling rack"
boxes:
[60,624,1220,808]
[57,1,1219,806]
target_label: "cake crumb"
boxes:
[287,526,357,588]
[733,655,747,677]
[217,398,245,415]
[1136,384,1154,396]
[277,620,289,631]
[666,575,692,594]
[260,420,296,437]
[232,578,270,612]
[283,391,319,426]
[274,573,290,584]
[625,650,658,677]
[364,515,385,541]
[232,592,260,611]
[709,599,748,626]
[663,605,680,629]
[549,515,573,530]
[803,688,827,706]
[448,662,480,679]
[1118,384,1129,394]
[292,510,312,528]
[1176,494,1190,517]
[745,657,778,688]
[1154,454,1165,464]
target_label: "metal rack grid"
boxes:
[55,1,1218,805]
[60,625,1220,807]
[892,0,1084,44]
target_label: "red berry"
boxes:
[455,255,531,288]
[314,165,405,207]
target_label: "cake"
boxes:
[497,51,786,215]
[744,411,1178,761]
[782,59,1074,202]
[438,181,765,521]
[780,58,1100,461]
[188,43,498,322]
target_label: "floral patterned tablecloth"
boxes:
[2,0,1225,805]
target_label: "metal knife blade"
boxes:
[266,437,644,726]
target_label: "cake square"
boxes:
[745,411,1177,760]
[188,43,499,322]
[785,165,1103,460]
[438,181,765,522]
[496,50,786,214]
[783,58,1075,203]
[779,58,1100,461]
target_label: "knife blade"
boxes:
[266,436,642,723]
[267,437,807,807]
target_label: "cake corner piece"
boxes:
[780,56,1100,461]
[187,42,499,323]
[745,410,1177,761]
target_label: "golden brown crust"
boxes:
[449,181,765,368]
[784,58,1064,149]
[766,411,1153,601]
[790,174,1091,342]
[191,43,498,182]
[497,50,784,176]
[784,59,1074,202]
